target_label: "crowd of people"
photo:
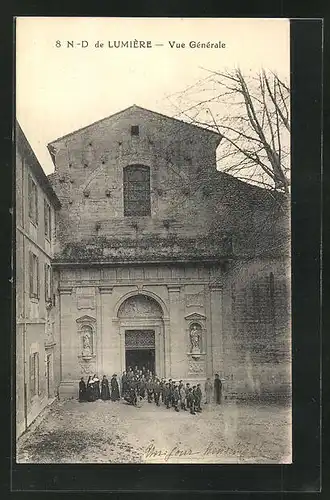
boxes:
[79,366,223,415]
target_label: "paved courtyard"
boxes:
[17,398,292,464]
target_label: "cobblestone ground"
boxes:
[17,397,291,464]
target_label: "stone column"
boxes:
[167,285,184,379]
[99,286,116,377]
[58,286,75,397]
[221,282,233,382]
[163,318,170,378]
[205,284,213,378]
[95,287,102,375]
[209,285,223,376]
[118,322,125,374]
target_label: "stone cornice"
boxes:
[76,314,96,324]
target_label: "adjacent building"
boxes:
[16,122,61,438]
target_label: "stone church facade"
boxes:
[15,105,291,437]
[46,105,290,400]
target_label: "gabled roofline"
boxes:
[16,121,61,210]
[47,104,221,147]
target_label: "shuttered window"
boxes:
[44,200,51,240]
[123,165,151,216]
[44,263,52,302]
[28,175,38,225]
[29,251,39,298]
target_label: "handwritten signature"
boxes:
[144,442,226,462]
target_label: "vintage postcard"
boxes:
[15,17,291,465]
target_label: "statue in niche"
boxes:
[190,324,202,355]
[82,327,93,357]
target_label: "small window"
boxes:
[44,200,51,240]
[28,175,38,225]
[123,165,151,216]
[29,252,39,299]
[45,263,52,302]
[131,125,139,136]
[29,352,40,398]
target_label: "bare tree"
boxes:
[166,67,290,196]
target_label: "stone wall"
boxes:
[55,262,229,397]
[221,257,291,401]
[48,106,220,249]
[48,105,288,263]
[55,257,291,401]
[46,107,291,402]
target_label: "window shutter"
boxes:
[35,186,39,225]
[36,257,40,298]
[28,177,33,218]
[44,200,47,236]
[29,252,33,296]
[49,207,52,240]
[48,263,50,300]
[50,265,53,301]
[44,263,47,301]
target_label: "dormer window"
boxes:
[131,125,139,136]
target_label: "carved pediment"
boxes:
[118,295,163,318]
[184,312,206,321]
[76,315,96,324]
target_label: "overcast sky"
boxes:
[16,17,290,174]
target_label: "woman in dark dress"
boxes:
[92,374,101,399]
[79,377,86,402]
[110,374,120,401]
[86,376,95,402]
[101,375,110,400]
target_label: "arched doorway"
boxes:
[117,294,164,375]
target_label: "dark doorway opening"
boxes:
[125,349,155,373]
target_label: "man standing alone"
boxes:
[214,373,222,404]
[204,377,213,404]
